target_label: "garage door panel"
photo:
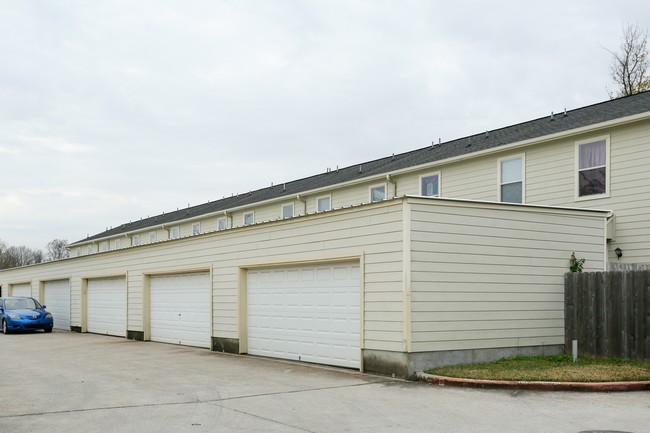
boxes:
[248,263,360,369]
[43,279,70,330]
[87,277,126,336]
[11,283,31,297]
[150,272,211,348]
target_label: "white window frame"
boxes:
[192,222,201,235]
[76,247,81,257]
[497,154,525,204]
[369,184,387,203]
[100,241,109,252]
[149,231,157,243]
[575,135,610,201]
[132,235,140,246]
[87,245,94,254]
[281,203,294,219]
[171,226,180,239]
[419,172,441,197]
[217,217,228,230]
[243,211,254,226]
[317,194,331,212]
[115,239,122,249]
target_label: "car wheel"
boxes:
[44,327,53,333]
[2,320,8,334]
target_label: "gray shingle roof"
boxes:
[75,90,650,244]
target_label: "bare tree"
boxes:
[607,23,650,98]
[0,245,43,269]
[46,239,70,261]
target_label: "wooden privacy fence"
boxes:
[565,270,650,361]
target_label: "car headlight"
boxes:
[45,313,53,319]
[7,314,22,320]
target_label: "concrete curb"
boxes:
[415,371,650,392]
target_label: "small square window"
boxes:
[282,203,294,219]
[217,218,228,230]
[192,223,200,235]
[115,239,121,249]
[87,245,94,254]
[317,195,331,212]
[132,235,140,246]
[243,212,254,226]
[171,226,180,239]
[149,232,157,243]
[420,174,440,197]
[370,185,386,202]
[100,241,109,252]
[76,247,81,257]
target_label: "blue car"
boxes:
[0,297,54,334]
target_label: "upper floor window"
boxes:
[192,223,200,235]
[87,245,94,254]
[420,173,440,197]
[171,226,180,239]
[243,211,254,226]
[132,235,140,246]
[217,217,228,230]
[317,195,331,212]
[76,247,81,257]
[282,203,294,219]
[100,241,109,252]
[577,137,609,198]
[115,239,121,249]
[499,155,524,204]
[149,232,157,243]
[370,184,386,203]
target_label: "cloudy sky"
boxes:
[1,1,649,251]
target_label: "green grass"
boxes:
[425,355,650,382]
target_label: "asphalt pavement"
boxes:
[1,331,648,433]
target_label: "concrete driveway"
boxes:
[1,331,648,433]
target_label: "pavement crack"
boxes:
[0,381,386,420]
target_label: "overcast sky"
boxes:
[1,1,649,251]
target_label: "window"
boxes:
[192,222,200,235]
[171,226,180,239]
[577,137,609,198]
[420,173,440,197]
[370,184,386,202]
[243,211,254,226]
[499,156,524,204]
[149,232,157,243]
[87,245,94,254]
[132,235,140,246]
[115,239,121,249]
[282,203,294,219]
[100,241,109,252]
[217,217,228,230]
[317,195,331,212]
[76,247,81,257]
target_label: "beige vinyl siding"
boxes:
[407,199,605,353]
[0,201,406,351]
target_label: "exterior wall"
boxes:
[407,198,606,356]
[0,200,406,353]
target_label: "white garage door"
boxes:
[247,263,360,369]
[150,272,211,348]
[87,277,126,337]
[44,279,71,330]
[11,283,32,297]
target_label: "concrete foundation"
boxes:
[363,345,564,378]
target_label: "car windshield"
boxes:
[5,298,39,310]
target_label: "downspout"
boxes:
[296,194,307,215]
[386,174,397,198]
